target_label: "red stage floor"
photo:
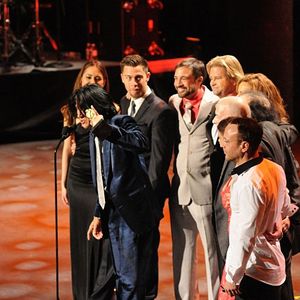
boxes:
[0,139,300,299]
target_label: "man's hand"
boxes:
[264,221,283,242]
[282,216,290,234]
[87,217,103,240]
[86,105,104,127]
[222,280,240,297]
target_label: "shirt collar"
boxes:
[129,86,152,114]
[231,153,263,175]
[131,85,152,101]
[182,88,203,108]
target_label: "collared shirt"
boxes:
[128,86,152,116]
[225,155,298,286]
[179,87,204,123]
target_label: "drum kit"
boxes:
[0,0,58,66]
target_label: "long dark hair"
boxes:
[69,84,117,120]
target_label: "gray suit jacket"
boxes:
[169,86,218,206]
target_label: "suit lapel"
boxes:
[102,140,111,186]
[134,94,153,121]
[189,98,214,133]
[120,97,130,114]
[172,91,216,133]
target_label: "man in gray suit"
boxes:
[169,57,219,300]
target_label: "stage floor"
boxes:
[0,139,300,299]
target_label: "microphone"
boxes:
[61,124,76,140]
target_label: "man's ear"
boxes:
[196,75,204,85]
[146,71,151,82]
[241,141,249,154]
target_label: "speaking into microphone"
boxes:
[61,124,76,140]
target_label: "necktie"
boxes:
[129,101,136,117]
[94,136,106,209]
[183,102,193,129]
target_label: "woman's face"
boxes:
[81,66,106,88]
[237,82,252,95]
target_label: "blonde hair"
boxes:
[206,55,244,82]
[237,73,289,123]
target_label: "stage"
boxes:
[0,139,300,299]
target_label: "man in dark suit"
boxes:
[207,96,251,278]
[71,84,160,300]
[119,54,177,299]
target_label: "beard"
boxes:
[176,86,197,98]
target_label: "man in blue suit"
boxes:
[69,84,160,300]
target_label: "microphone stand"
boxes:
[53,137,65,300]
[53,125,74,299]
[43,0,72,69]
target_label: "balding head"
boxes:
[213,96,251,126]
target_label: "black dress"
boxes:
[67,124,115,300]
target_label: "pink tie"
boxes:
[183,102,193,129]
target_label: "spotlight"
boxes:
[122,0,137,13]
[147,0,164,10]
[148,41,164,56]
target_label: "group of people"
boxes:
[60,53,300,300]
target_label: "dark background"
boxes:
[0,0,299,142]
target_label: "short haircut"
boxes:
[217,117,233,135]
[175,57,207,81]
[216,96,251,119]
[120,54,149,73]
[218,117,263,156]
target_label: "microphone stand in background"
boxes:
[53,126,74,300]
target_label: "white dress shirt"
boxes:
[225,156,298,286]
[128,86,152,116]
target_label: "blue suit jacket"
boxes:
[90,114,161,234]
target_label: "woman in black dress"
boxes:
[61,60,115,299]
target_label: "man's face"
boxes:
[209,66,236,97]
[174,66,202,99]
[221,124,242,163]
[121,65,150,99]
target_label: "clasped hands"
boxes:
[264,217,290,242]
[221,281,240,297]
